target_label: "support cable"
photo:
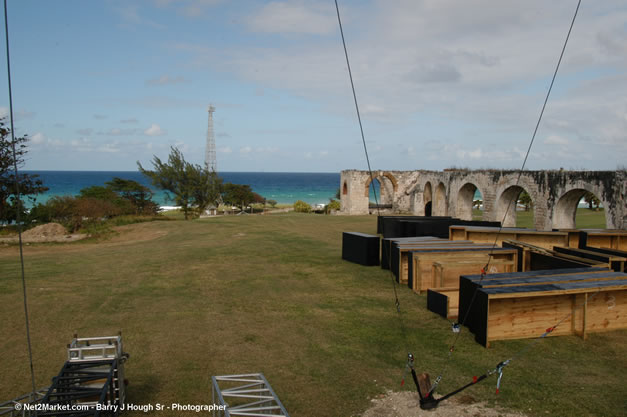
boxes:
[3,0,37,396]
[334,0,413,375]
[432,287,599,404]
[429,0,583,398]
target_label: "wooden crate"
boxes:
[427,287,459,319]
[432,258,516,288]
[382,237,450,271]
[503,240,604,271]
[458,268,614,334]
[473,278,627,347]
[581,230,627,251]
[553,246,626,272]
[393,241,477,283]
[449,226,569,250]
[408,248,518,294]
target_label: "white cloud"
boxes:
[31,132,46,144]
[544,135,569,145]
[246,1,336,35]
[144,124,166,136]
[240,146,252,154]
[218,146,232,154]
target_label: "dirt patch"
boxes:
[0,223,85,243]
[362,391,528,417]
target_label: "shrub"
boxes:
[267,199,277,208]
[293,200,312,213]
[326,200,340,212]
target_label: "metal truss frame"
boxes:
[211,373,290,417]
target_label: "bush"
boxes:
[293,200,312,213]
[267,199,277,208]
[326,200,340,213]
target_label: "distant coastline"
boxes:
[23,170,341,207]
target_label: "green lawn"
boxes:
[1,214,625,417]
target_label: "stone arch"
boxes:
[496,185,533,227]
[433,182,447,216]
[424,182,433,216]
[364,172,398,197]
[364,172,398,206]
[456,182,483,221]
[553,188,608,229]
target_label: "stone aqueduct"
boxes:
[339,170,627,230]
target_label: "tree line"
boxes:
[1,122,269,227]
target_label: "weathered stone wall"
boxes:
[340,169,626,230]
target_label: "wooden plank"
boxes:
[473,278,627,347]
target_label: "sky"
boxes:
[0,0,626,173]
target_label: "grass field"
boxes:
[1,213,626,417]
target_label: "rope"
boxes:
[3,0,37,396]
[334,0,413,369]
[429,0,583,397]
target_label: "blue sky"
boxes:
[1,0,626,172]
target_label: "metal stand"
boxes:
[1,335,129,417]
[211,374,289,417]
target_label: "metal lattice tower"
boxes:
[205,105,217,172]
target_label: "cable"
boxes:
[429,0,583,397]
[3,0,37,396]
[334,0,413,361]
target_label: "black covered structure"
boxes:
[377,216,501,239]
[342,232,380,266]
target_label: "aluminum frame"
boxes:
[211,373,289,417]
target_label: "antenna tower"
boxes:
[205,105,217,172]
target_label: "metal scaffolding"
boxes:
[211,373,290,417]
[1,335,128,417]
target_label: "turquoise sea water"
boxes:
[24,171,341,207]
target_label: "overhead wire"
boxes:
[3,0,37,396]
[335,0,585,406]
[334,0,413,363]
[429,0,583,398]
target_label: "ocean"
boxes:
[23,171,341,207]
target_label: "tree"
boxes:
[0,120,48,222]
[518,191,532,211]
[267,199,277,208]
[222,183,255,211]
[583,192,600,211]
[138,147,221,219]
[105,177,158,214]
